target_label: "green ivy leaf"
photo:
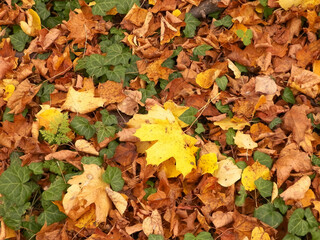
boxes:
[148,234,164,240]
[288,208,309,236]
[94,121,116,143]
[70,116,96,140]
[234,62,248,73]
[253,151,273,169]
[179,107,197,125]
[216,75,228,91]
[215,101,232,117]
[22,216,42,239]
[85,54,108,77]
[235,185,247,206]
[195,123,205,134]
[28,162,44,175]
[184,233,196,240]
[305,208,319,228]
[35,0,50,20]
[184,13,201,38]
[106,65,126,82]
[254,178,273,198]
[0,200,30,230]
[37,82,55,103]
[116,0,140,14]
[259,0,268,7]
[105,44,131,65]
[101,110,118,126]
[140,82,157,103]
[102,166,124,191]
[254,203,283,228]
[214,15,233,28]
[236,161,247,170]
[312,154,320,166]
[282,87,296,104]
[283,234,301,240]
[81,156,103,166]
[273,197,288,215]
[42,176,68,201]
[92,0,116,16]
[0,163,32,206]
[226,128,236,145]
[196,232,213,240]
[193,44,213,56]
[9,26,31,52]
[38,200,66,226]
[100,141,119,159]
[269,117,282,129]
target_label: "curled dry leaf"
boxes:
[105,186,128,215]
[45,150,78,161]
[20,9,41,36]
[142,210,164,236]
[75,139,99,156]
[280,175,311,201]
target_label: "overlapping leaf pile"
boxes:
[1,0,320,239]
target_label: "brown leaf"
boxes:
[272,143,312,187]
[280,176,311,201]
[7,80,40,114]
[75,139,99,156]
[210,211,233,228]
[97,81,126,105]
[142,210,164,236]
[105,186,128,215]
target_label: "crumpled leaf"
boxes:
[105,186,127,215]
[198,153,218,174]
[280,176,311,201]
[75,139,99,156]
[132,105,198,176]
[35,105,63,131]
[242,161,271,191]
[251,227,270,240]
[20,9,41,36]
[142,210,164,237]
[213,158,242,187]
[61,87,106,114]
[234,131,258,149]
[62,164,112,223]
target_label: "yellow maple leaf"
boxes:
[198,153,218,174]
[159,158,181,178]
[35,105,63,131]
[62,164,112,223]
[133,105,198,176]
[163,100,190,128]
[251,227,270,240]
[20,9,41,36]
[196,68,220,89]
[241,161,271,191]
[61,87,106,114]
[234,131,258,149]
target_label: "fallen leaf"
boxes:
[163,100,190,127]
[210,211,233,228]
[213,159,242,187]
[97,81,126,106]
[242,161,271,191]
[133,105,198,176]
[234,131,258,149]
[280,176,311,201]
[63,164,112,223]
[196,68,220,89]
[61,87,106,114]
[142,210,164,236]
[197,153,218,174]
[251,227,270,240]
[159,158,181,178]
[35,105,63,131]
[213,117,250,130]
[228,59,241,79]
[271,182,278,203]
[105,186,128,215]
[255,76,277,95]
[75,139,99,156]
[20,9,41,36]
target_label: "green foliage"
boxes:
[254,203,283,228]
[273,197,288,215]
[253,151,273,169]
[148,234,164,240]
[38,199,66,226]
[235,185,247,206]
[215,101,233,117]
[81,156,103,166]
[216,75,228,91]
[70,116,96,140]
[9,26,31,52]
[214,15,233,28]
[226,128,235,145]
[102,166,125,191]
[42,176,68,201]
[140,82,157,103]
[288,208,311,236]
[43,160,77,176]
[92,0,139,16]
[283,234,301,240]
[100,141,119,159]
[236,29,253,46]
[193,44,213,56]
[144,180,157,200]
[234,62,248,73]
[269,117,282,129]
[236,161,247,170]
[28,162,44,175]
[311,154,320,166]
[179,107,198,125]
[22,216,42,240]
[184,13,201,38]
[35,0,50,20]
[94,121,117,143]
[282,87,296,104]
[195,123,205,134]
[37,82,55,103]
[184,232,213,240]
[254,178,273,198]
[40,113,71,145]
[105,44,131,65]
[101,110,118,126]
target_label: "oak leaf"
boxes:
[280,176,311,201]
[61,87,106,114]
[62,164,112,223]
[242,161,271,191]
[132,105,198,176]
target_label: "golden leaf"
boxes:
[234,131,258,149]
[105,186,128,215]
[196,68,220,89]
[213,159,242,187]
[75,139,99,156]
[198,153,218,174]
[251,227,270,240]
[241,161,271,191]
[35,105,63,131]
[20,9,41,36]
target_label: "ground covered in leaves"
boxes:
[1,0,320,239]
